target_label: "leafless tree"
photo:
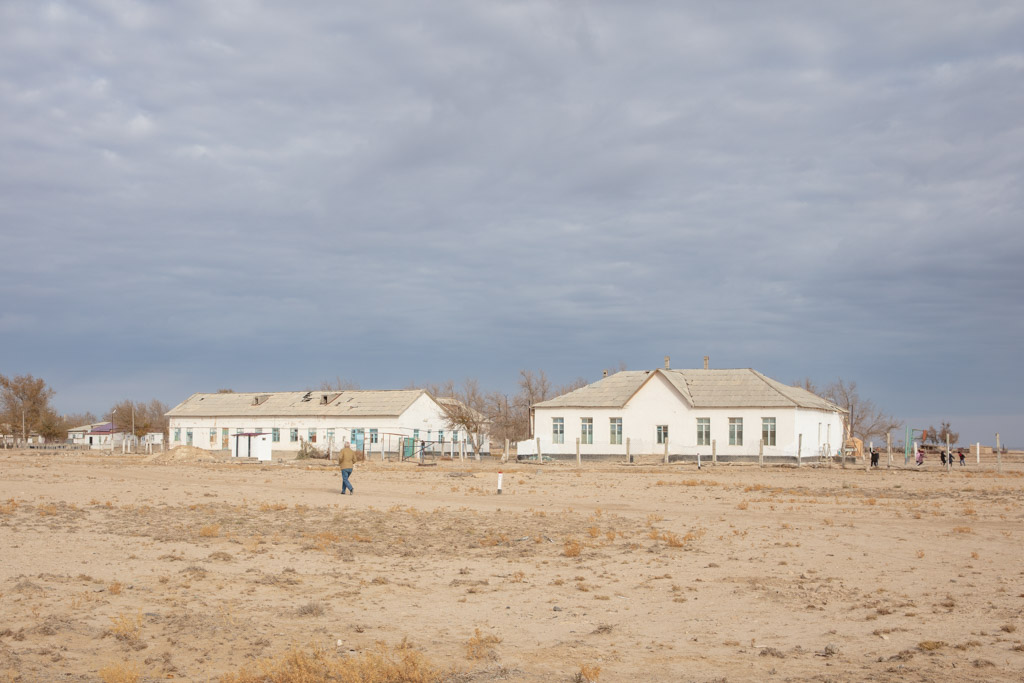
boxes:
[937,420,959,446]
[0,373,57,443]
[109,399,170,438]
[318,376,361,391]
[821,379,902,443]
[433,379,490,455]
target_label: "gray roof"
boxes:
[533,369,840,411]
[166,390,430,418]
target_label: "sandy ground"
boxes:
[1,448,1023,682]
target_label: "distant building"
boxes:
[519,364,844,461]
[165,390,488,456]
[69,422,125,449]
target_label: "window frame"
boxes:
[289,428,298,443]
[580,417,593,445]
[610,417,623,445]
[762,417,776,447]
[696,418,710,446]
[656,425,669,445]
[552,417,564,445]
[729,418,743,446]
[272,428,280,443]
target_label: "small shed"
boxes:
[230,432,272,461]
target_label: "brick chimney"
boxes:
[664,355,670,370]
[703,356,709,370]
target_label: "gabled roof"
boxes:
[165,390,430,418]
[69,421,109,433]
[533,369,840,411]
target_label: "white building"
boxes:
[518,366,844,461]
[165,389,488,457]
[68,422,125,449]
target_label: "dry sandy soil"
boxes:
[1,448,1023,682]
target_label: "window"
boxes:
[610,418,622,445]
[255,427,263,434]
[209,429,217,446]
[174,428,180,443]
[308,429,317,443]
[289,428,298,443]
[326,429,334,444]
[552,418,564,444]
[452,429,459,443]
[186,429,193,446]
[581,418,593,445]
[696,418,710,446]
[222,428,229,448]
[762,418,776,446]
[370,428,378,444]
[272,428,280,443]
[656,425,669,444]
[413,429,419,441]
[729,418,743,446]
[439,430,445,443]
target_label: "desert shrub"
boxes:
[464,628,502,660]
[563,538,582,557]
[108,611,143,642]
[218,643,441,683]
[296,441,328,459]
[98,660,141,683]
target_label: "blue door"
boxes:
[352,428,364,451]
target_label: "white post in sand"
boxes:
[759,438,764,468]
[576,437,581,467]
[976,442,980,465]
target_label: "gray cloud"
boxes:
[1,1,1022,444]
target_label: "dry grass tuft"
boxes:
[563,538,582,557]
[199,524,221,538]
[574,663,601,682]
[108,611,143,642]
[98,660,141,683]
[465,628,502,660]
[918,640,946,651]
[218,643,441,683]
[107,581,123,595]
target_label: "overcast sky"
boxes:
[2,1,1022,445]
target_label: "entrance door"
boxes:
[352,428,364,451]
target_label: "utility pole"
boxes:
[131,403,135,454]
[22,408,26,446]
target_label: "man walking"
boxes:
[338,440,356,495]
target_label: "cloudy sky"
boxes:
[2,1,1022,445]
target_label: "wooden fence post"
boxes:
[797,434,802,467]
[626,437,631,464]
[535,437,541,463]
[712,439,717,466]
[663,437,669,465]
[759,438,763,468]
[576,437,581,467]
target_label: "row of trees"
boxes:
[0,373,169,444]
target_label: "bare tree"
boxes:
[433,379,490,455]
[937,420,959,446]
[319,376,361,391]
[109,399,170,438]
[821,379,901,443]
[0,373,56,443]
[792,378,820,394]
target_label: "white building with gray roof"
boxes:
[518,362,844,462]
[166,389,487,457]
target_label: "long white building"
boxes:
[518,365,844,461]
[166,389,487,456]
